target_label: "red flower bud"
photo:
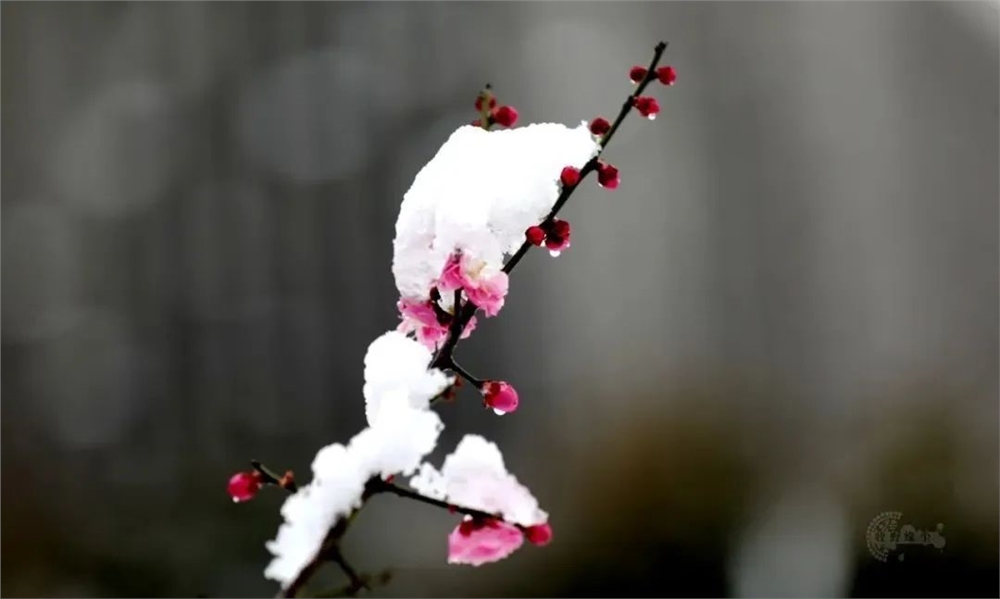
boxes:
[634,96,660,120]
[525,225,546,247]
[459,519,479,536]
[657,65,677,86]
[474,95,497,112]
[559,166,581,187]
[589,117,611,137]
[491,105,518,128]
[227,471,262,503]
[549,218,570,240]
[544,219,571,254]
[597,162,620,189]
[629,65,648,83]
[525,523,553,546]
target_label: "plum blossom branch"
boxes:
[430,41,669,373]
[235,40,674,598]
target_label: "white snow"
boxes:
[410,434,548,527]
[392,122,600,301]
[363,330,452,425]
[265,331,450,589]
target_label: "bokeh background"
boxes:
[2,1,998,597]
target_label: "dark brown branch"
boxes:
[368,478,504,523]
[448,289,465,338]
[328,546,369,595]
[445,359,483,389]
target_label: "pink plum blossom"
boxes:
[436,252,510,318]
[397,298,448,350]
[464,272,509,317]
[437,253,466,294]
[447,518,524,566]
[397,297,476,351]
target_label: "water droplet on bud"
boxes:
[493,408,506,416]
[549,250,561,258]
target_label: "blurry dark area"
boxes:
[2,1,998,597]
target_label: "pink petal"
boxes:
[460,315,478,339]
[438,253,468,293]
[398,298,439,327]
[466,272,509,317]
[398,297,452,349]
[416,325,448,350]
[447,519,524,566]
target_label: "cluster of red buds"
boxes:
[526,218,571,256]
[628,65,675,119]
[518,61,677,257]
[471,85,519,129]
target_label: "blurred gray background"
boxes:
[2,1,998,597]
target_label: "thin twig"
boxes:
[252,460,299,493]
[446,359,482,388]
[328,546,369,595]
